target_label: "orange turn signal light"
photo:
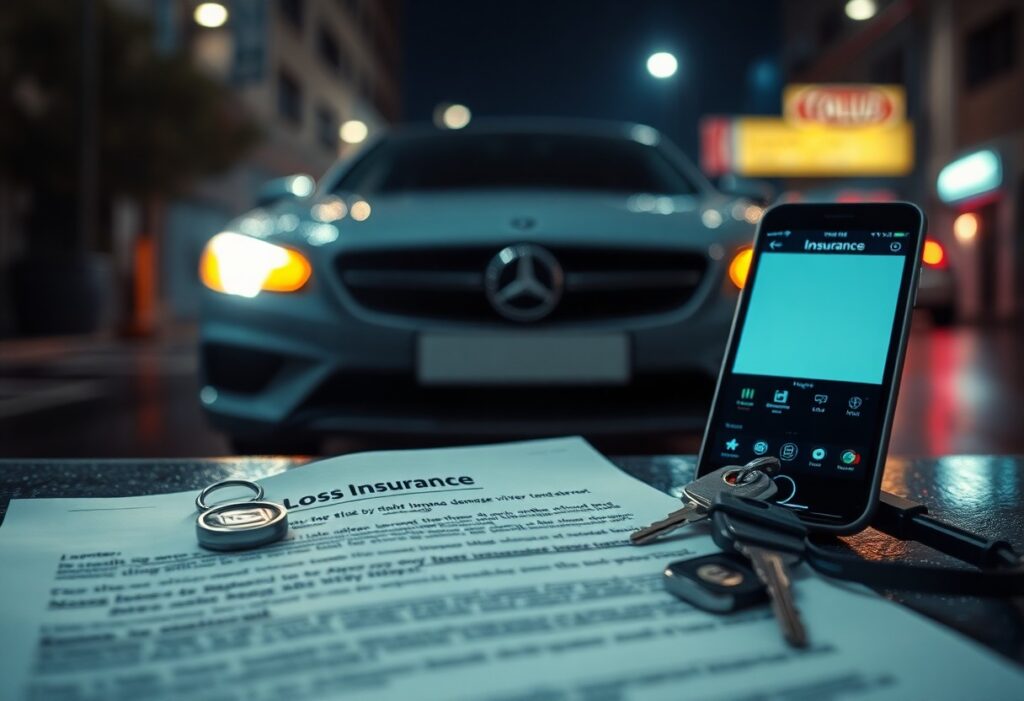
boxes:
[200,232,312,298]
[922,238,945,267]
[728,247,753,289]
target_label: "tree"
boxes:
[0,0,260,252]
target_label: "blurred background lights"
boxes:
[339,120,369,144]
[440,103,472,129]
[936,149,1002,204]
[312,197,347,223]
[923,239,945,266]
[629,125,660,146]
[701,209,723,228]
[844,0,877,21]
[953,212,980,243]
[646,52,678,79]
[350,200,372,221]
[193,2,229,28]
[288,175,315,198]
[199,386,218,405]
[743,204,764,224]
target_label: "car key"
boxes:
[630,457,780,545]
[709,493,809,647]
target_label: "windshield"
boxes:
[333,131,699,195]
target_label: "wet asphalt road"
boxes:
[0,322,1021,458]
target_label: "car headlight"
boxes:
[728,247,753,289]
[200,232,312,298]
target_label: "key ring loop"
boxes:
[195,479,265,511]
[732,456,781,485]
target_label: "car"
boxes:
[197,120,759,453]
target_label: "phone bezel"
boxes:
[696,202,926,534]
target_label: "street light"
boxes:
[194,2,229,28]
[339,120,368,144]
[439,103,472,129]
[845,0,877,21]
[646,52,678,79]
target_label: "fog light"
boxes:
[200,232,311,297]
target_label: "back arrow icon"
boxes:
[769,241,782,250]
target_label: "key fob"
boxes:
[709,493,808,558]
[663,552,767,613]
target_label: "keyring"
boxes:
[195,479,288,552]
[731,456,780,485]
[195,479,265,511]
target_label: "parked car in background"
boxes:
[197,120,760,452]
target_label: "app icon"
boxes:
[773,390,789,404]
[780,443,798,461]
[753,440,769,456]
[890,242,902,253]
[813,394,828,405]
[725,438,739,451]
[740,388,755,400]
[848,396,863,410]
[811,447,826,461]
[840,450,861,466]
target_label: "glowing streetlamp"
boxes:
[339,120,368,144]
[845,0,877,21]
[439,103,472,129]
[194,2,229,28]
[646,52,678,79]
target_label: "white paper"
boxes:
[0,438,1020,700]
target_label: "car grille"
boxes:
[335,246,708,322]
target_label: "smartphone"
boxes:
[696,202,925,533]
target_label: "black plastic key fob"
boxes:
[709,493,808,558]
[663,552,768,613]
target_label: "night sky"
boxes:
[400,0,783,158]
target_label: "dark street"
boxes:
[1,320,1019,458]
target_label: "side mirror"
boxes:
[255,174,316,208]
[717,174,776,206]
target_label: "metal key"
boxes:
[743,545,806,647]
[709,494,808,648]
[630,457,780,545]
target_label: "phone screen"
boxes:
[698,204,923,529]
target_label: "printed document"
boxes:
[0,438,1020,700]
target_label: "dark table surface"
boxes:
[1,453,1022,664]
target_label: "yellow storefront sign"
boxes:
[733,117,914,177]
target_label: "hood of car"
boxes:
[237,190,757,254]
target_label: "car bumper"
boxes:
[199,269,738,438]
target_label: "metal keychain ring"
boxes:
[195,479,265,511]
[724,468,758,486]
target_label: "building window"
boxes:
[965,10,1017,90]
[279,0,304,30]
[315,104,337,150]
[317,27,345,77]
[278,69,303,125]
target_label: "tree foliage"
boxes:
[0,1,260,201]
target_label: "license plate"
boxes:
[417,333,630,385]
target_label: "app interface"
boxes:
[706,228,912,519]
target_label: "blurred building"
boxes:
[120,0,400,319]
[782,0,1023,322]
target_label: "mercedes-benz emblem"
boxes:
[484,244,563,322]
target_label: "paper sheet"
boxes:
[0,438,1020,700]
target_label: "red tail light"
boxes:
[922,238,946,268]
